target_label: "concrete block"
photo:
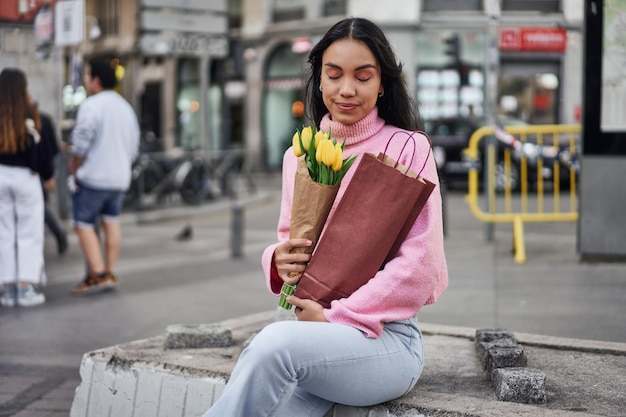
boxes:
[272,306,297,322]
[164,324,232,349]
[485,344,527,379]
[86,357,114,416]
[477,337,519,370]
[70,354,94,417]
[109,368,138,417]
[158,373,187,417]
[184,377,225,417]
[212,381,225,403]
[475,329,517,351]
[330,404,389,416]
[133,370,163,416]
[492,367,546,404]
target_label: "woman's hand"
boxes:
[273,238,312,285]
[287,295,328,322]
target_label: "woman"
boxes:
[0,68,55,307]
[203,17,448,416]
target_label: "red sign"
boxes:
[0,0,59,23]
[499,27,567,53]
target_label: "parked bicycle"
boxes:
[124,147,256,211]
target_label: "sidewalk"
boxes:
[70,181,626,417]
[68,311,626,417]
[2,175,625,416]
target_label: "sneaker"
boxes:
[0,285,17,307]
[1,284,45,307]
[71,272,117,296]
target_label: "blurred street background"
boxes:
[1,182,625,415]
[2,0,626,415]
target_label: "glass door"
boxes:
[498,60,561,124]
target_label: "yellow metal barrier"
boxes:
[463,124,581,264]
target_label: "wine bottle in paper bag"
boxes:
[294,132,436,309]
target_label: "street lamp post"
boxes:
[483,0,500,241]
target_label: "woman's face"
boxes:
[320,38,382,125]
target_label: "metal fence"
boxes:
[463,124,581,263]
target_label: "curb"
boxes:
[419,322,626,356]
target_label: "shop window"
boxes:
[498,72,560,124]
[324,0,347,16]
[416,31,486,120]
[423,0,481,11]
[176,59,223,150]
[502,0,560,13]
[228,0,243,29]
[96,0,118,36]
[272,0,306,22]
[262,43,307,169]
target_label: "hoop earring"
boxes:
[319,85,323,92]
[378,90,384,98]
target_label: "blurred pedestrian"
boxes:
[68,58,139,296]
[0,68,57,307]
[38,110,69,255]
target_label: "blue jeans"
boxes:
[71,182,124,228]
[203,318,424,417]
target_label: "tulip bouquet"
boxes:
[278,126,357,309]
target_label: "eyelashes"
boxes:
[325,74,372,82]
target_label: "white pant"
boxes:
[0,164,45,285]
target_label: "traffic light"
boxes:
[444,34,461,63]
[458,62,470,86]
[444,34,470,86]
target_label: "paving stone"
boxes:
[492,367,546,404]
[485,343,528,379]
[477,337,519,370]
[164,323,232,349]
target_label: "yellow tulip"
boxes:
[301,126,313,151]
[315,139,336,167]
[331,143,343,172]
[315,140,324,163]
[292,131,303,157]
[314,131,328,149]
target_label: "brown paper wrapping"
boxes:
[289,156,339,255]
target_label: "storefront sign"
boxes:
[141,0,227,12]
[54,0,84,46]
[140,34,228,57]
[499,27,567,52]
[34,5,54,45]
[141,9,227,34]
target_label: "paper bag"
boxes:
[294,133,436,309]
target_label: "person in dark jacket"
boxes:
[38,111,69,255]
[0,68,56,307]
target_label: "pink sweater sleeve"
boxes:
[261,149,297,294]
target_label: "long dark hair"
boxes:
[305,17,422,131]
[0,68,40,154]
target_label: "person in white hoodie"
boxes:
[68,58,139,296]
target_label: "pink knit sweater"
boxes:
[261,108,448,338]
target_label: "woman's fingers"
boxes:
[274,239,312,281]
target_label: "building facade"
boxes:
[0,0,64,124]
[1,0,584,172]
[239,0,584,170]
